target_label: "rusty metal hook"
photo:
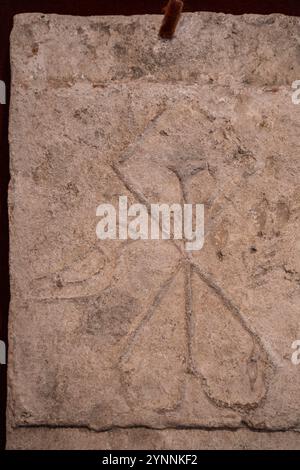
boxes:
[159,0,184,39]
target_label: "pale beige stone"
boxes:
[7,12,300,449]
[6,426,300,450]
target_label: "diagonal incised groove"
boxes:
[119,261,183,363]
[110,163,185,249]
[117,106,167,164]
[192,262,261,339]
[166,165,188,205]
[186,265,273,412]
[191,261,277,369]
[110,162,151,211]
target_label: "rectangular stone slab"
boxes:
[7,12,300,449]
[7,428,300,450]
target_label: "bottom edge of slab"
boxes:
[6,427,300,450]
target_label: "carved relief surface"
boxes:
[7,13,300,448]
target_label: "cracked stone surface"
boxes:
[7,12,300,449]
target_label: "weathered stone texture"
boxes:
[7,12,300,449]
[7,428,300,450]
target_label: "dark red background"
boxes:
[1,0,300,450]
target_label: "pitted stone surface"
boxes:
[7,12,300,449]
